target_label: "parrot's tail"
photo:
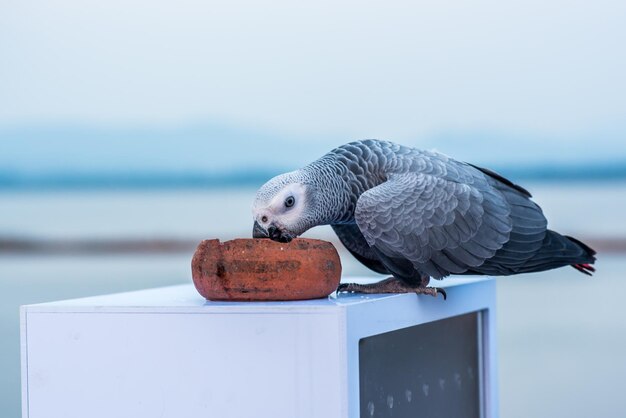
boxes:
[514,230,597,276]
[565,235,597,276]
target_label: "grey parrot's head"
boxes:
[252,171,316,243]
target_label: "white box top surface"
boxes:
[21,277,492,314]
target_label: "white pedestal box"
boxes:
[21,277,497,418]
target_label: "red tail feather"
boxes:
[572,263,595,276]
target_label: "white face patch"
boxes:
[252,182,308,232]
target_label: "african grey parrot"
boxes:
[252,139,596,298]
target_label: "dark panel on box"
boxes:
[359,311,482,418]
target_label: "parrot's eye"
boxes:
[284,196,295,208]
[261,215,268,223]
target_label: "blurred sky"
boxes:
[0,0,625,172]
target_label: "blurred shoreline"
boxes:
[1,235,624,255]
[2,181,625,256]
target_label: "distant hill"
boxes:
[1,123,624,189]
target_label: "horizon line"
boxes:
[1,163,626,190]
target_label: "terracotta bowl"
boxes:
[191,238,342,301]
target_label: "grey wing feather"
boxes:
[355,168,517,280]
[463,176,547,275]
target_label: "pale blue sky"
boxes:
[1,0,625,168]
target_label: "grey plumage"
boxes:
[252,139,596,282]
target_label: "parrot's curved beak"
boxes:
[253,221,269,238]
[253,221,294,243]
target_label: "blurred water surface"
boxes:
[1,182,625,418]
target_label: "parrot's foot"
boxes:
[336,277,446,300]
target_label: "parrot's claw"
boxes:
[336,277,446,299]
[336,283,352,293]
